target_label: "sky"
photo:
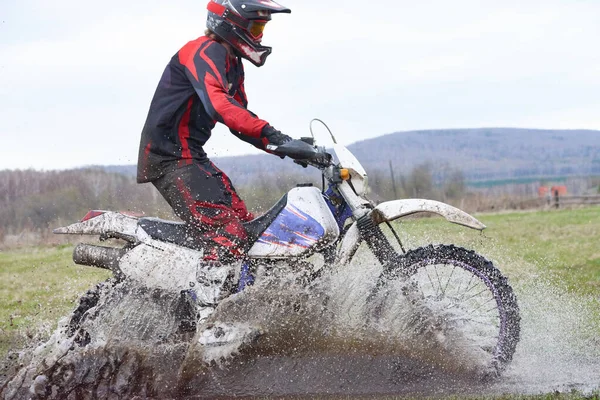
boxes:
[0,0,599,170]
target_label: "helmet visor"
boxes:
[247,20,268,39]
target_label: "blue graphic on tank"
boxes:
[258,205,325,248]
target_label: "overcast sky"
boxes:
[1,0,599,170]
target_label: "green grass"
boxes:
[479,208,600,293]
[389,206,600,295]
[0,245,110,357]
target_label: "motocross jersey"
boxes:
[137,36,269,183]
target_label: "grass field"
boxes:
[0,245,110,357]
[1,207,599,398]
[392,206,600,295]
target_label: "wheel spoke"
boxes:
[425,267,437,296]
[441,263,457,296]
[458,274,477,298]
[461,288,489,303]
[459,279,482,301]
[465,298,497,316]
[433,264,444,296]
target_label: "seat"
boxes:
[242,194,288,244]
[138,218,205,250]
[138,194,288,251]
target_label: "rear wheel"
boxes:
[368,244,520,375]
[67,280,113,346]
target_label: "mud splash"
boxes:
[2,255,599,398]
[490,278,600,395]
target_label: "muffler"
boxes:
[73,244,128,271]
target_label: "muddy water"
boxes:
[2,257,599,399]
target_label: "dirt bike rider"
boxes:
[136,0,292,340]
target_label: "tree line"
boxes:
[0,169,171,242]
[0,164,466,245]
[1,166,598,247]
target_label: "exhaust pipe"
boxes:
[73,244,127,271]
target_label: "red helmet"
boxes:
[206,0,291,67]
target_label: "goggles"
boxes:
[247,20,268,39]
[206,2,271,40]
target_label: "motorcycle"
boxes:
[54,123,520,375]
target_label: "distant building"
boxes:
[538,185,568,197]
[551,186,568,196]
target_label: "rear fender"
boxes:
[53,211,142,241]
[370,199,486,230]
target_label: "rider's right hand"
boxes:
[261,125,292,146]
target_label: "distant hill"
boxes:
[102,128,600,185]
[349,128,600,181]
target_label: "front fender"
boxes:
[370,199,486,230]
[335,199,485,266]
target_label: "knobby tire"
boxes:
[370,244,521,374]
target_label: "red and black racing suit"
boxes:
[137,36,272,260]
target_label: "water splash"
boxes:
[2,250,599,398]
[491,277,600,395]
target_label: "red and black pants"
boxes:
[153,162,254,260]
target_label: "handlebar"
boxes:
[267,138,332,169]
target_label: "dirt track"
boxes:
[2,342,492,399]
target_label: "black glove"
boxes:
[313,151,332,167]
[261,125,292,146]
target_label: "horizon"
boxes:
[1,126,598,172]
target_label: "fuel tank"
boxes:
[248,186,339,258]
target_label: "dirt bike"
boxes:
[54,123,520,375]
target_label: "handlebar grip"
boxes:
[269,140,332,168]
[269,139,317,160]
[313,149,332,166]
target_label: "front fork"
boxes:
[356,214,399,265]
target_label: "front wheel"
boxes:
[368,244,520,376]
